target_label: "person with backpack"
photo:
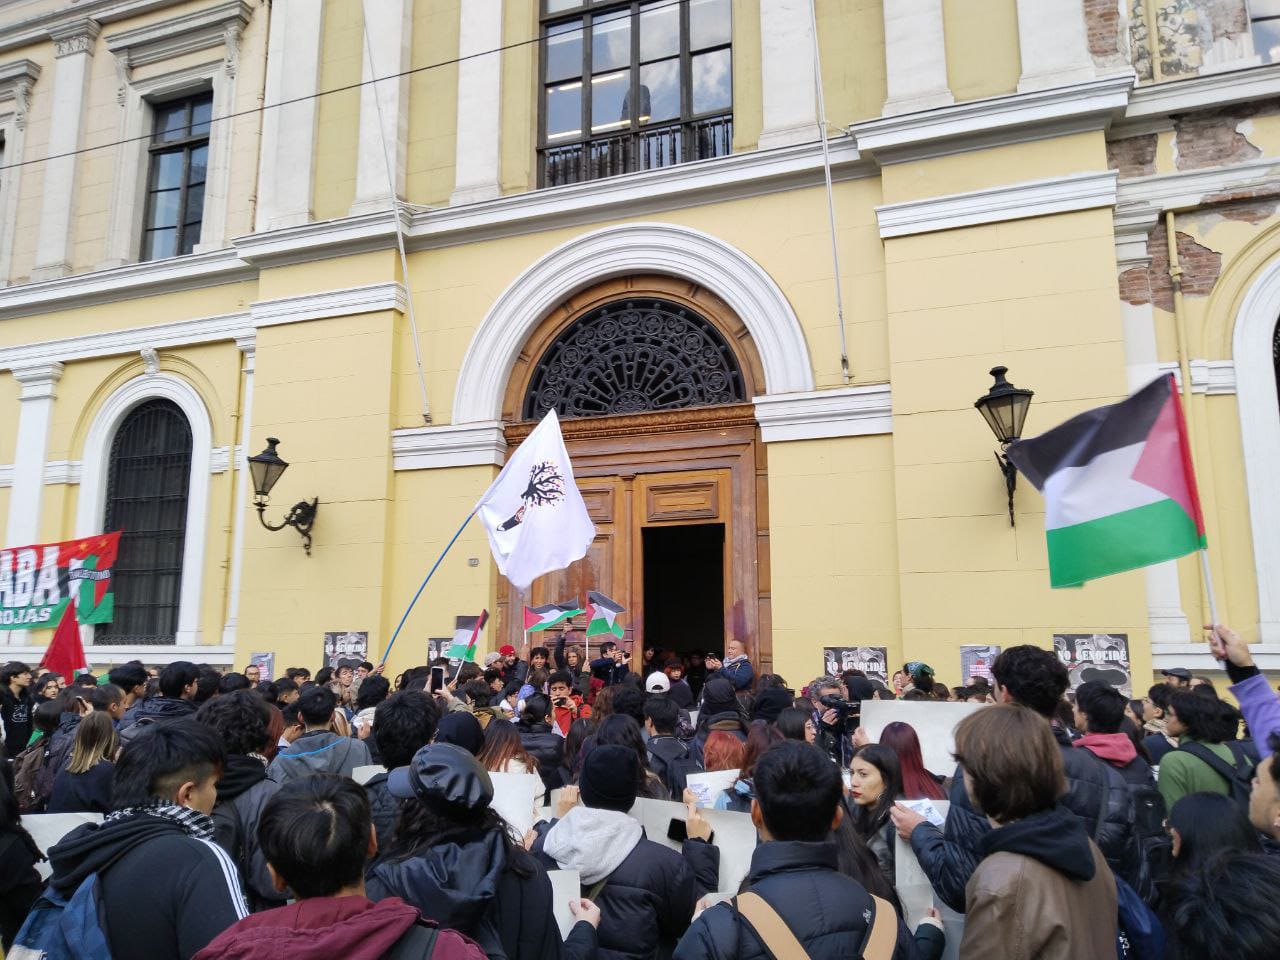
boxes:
[1157,690,1254,811]
[674,739,919,960]
[192,775,490,960]
[645,696,701,795]
[268,685,372,783]
[16,720,248,960]
[195,690,287,912]
[118,660,199,736]
[47,712,117,815]
[1073,682,1156,788]
[533,744,720,960]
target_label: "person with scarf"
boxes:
[196,691,287,912]
[704,639,753,692]
[532,744,720,960]
[33,720,248,960]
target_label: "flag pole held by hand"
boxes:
[381,510,475,667]
[1199,549,1219,627]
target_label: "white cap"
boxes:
[646,672,670,693]
[483,652,502,667]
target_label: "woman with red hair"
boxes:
[702,730,746,771]
[879,720,946,800]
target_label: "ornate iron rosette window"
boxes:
[523,298,745,419]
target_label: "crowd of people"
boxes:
[1,622,1279,959]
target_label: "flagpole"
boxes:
[381,510,475,667]
[1199,549,1219,626]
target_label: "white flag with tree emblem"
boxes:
[475,410,595,590]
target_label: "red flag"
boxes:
[41,601,89,679]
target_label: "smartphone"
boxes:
[667,818,689,843]
[429,666,446,692]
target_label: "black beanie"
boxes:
[751,687,793,723]
[578,744,639,812]
[701,677,737,715]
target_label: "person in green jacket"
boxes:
[1157,689,1247,810]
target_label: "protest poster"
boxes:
[895,800,964,960]
[1053,633,1132,696]
[685,768,739,808]
[489,771,542,841]
[548,870,582,939]
[323,631,369,669]
[822,646,889,685]
[249,652,275,681]
[24,812,103,879]
[860,700,986,775]
[0,532,121,630]
[427,638,450,663]
[629,798,757,894]
[959,645,1000,685]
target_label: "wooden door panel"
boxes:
[644,479,720,522]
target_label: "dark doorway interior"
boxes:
[642,523,725,657]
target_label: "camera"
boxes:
[819,694,861,715]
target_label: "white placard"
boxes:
[548,869,582,940]
[630,797,688,851]
[685,768,739,808]
[352,764,386,785]
[23,812,103,879]
[489,771,542,840]
[701,808,757,893]
[859,700,986,774]
[894,799,964,960]
[687,710,699,726]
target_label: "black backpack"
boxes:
[1175,742,1256,811]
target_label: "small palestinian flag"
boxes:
[584,591,625,639]
[1006,374,1205,588]
[523,601,584,632]
[446,610,489,662]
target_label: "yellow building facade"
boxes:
[0,0,1278,688]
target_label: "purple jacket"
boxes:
[1230,672,1280,758]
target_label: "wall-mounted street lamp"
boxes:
[974,366,1034,526]
[246,437,318,555]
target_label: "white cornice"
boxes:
[43,460,81,485]
[0,643,236,666]
[850,73,1134,164]
[392,421,507,470]
[1124,63,1280,122]
[0,247,253,321]
[1151,643,1280,671]
[0,311,249,371]
[1158,360,1237,395]
[753,385,893,443]
[1116,157,1280,213]
[249,282,407,327]
[876,171,1118,238]
[104,0,251,68]
[0,0,187,54]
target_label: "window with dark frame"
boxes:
[142,92,212,261]
[96,399,193,646]
[539,0,732,187]
[1253,0,1280,64]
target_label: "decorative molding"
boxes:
[876,171,1118,238]
[0,59,40,128]
[104,0,251,69]
[851,73,1133,164]
[1151,643,1280,671]
[49,18,101,58]
[43,460,82,485]
[753,385,893,442]
[11,361,66,398]
[248,282,407,327]
[1233,257,1280,643]
[1157,360,1236,395]
[0,464,12,487]
[1116,157,1280,214]
[140,347,159,375]
[0,643,237,666]
[0,311,249,371]
[1112,200,1161,269]
[0,1,189,56]
[1123,62,1280,122]
[392,421,507,470]
[209,445,231,473]
[76,374,214,647]
[454,222,815,424]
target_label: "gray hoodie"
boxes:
[267,730,372,783]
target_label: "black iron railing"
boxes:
[541,113,732,187]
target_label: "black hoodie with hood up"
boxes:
[46,812,248,960]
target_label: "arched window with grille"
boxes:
[95,398,193,645]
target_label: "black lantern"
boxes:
[974,367,1034,526]
[247,437,318,554]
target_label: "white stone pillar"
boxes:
[758,0,818,149]
[32,20,98,281]
[882,0,954,116]
[351,0,413,214]
[221,337,255,647]
[0,63,38,286]
[450,0,503,205]
[1015,0,1096,92]
[255,0,325,231]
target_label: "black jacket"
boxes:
[212,754,286,912]
[672,840,917,960]
[909,724,1151,911]
[647,735,698,793]
[533,824,720,960]
[367,827,595,960]
[364,772,402,858]
[119,696,197,737]
[47,761,114,814]
[517,721,567,791]
[32,713,81,809]
[0,827,42,951]
[46,811,249,960]
[0,686,32,759]
[666,680,694,710]
[689,712,748,765]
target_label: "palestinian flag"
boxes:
[523,601,584,632]
[584,591,625,639]
[1005,374,1205,588]
[446,610,489,662]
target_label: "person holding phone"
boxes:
[589,642,631,687]
[549,670,591,736]
[704,639,754,692]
